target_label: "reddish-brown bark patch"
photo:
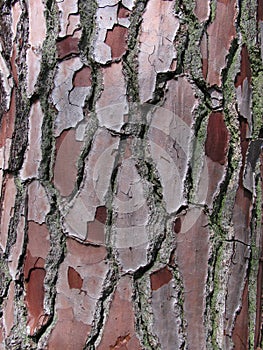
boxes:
[258,0,263,21]
[217,0,231,4]
[239,117,250,162]
[25,267,46,335]
[173,217,181,234]
[232,281,249,349]
[56,36,79,59]
[235,45,251,88]
[151,267,173,291]
[68,266,83,290]
[0,89,16,147]
[205,112,229,165]
[105,25,128,60]
[73,66,92,87]
[175,209,210,349]
[54,128,82,197]
[24,251,45,281]
[118,4,131,18]
[206,0,236,85]
[202,58,208,80]
[95,206,107,224]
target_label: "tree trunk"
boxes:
[0,0,262,349]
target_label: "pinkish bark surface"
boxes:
[27,181,50,224]
[2,281,15,337]
[175,209,210,350]
[194,0,210,22]
[206,0,236,86]
[54,128,83,196]
[20,101,44,179]
[47,308,91,350]
[97,277,142,349]
[232,280,249,349]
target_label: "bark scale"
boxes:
[0,0,262,349]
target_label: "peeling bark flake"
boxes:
[105,25,128,60]
[25,266,46,336]
[68,266,83,290]
[206,0,236,86]
[150,267,173,291]
[205,112,229,165]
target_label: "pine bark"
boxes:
[0,0,263,349]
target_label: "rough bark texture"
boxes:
[0,0,263,349]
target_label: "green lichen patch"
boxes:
[207,236,233,349]
[239,0,258,50]
[43,209,66,317]
[133,275,160,349]
[209,0,217,23]
[252,70,263,138]
[123,0,148,103]
[36,1,59,182]
[8,96,30,172]
[78,0,98,59]
[248,172,262,346]
[173,0,207,83]
[5,177,26,257]
[0,254,11,303]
